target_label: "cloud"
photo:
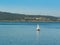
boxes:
[0,6,60,17]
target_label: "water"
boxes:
[0,22,60,45]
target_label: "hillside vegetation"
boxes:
[0,11,60,22]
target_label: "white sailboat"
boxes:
[36,24,40,31]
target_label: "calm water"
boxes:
[0,22,60,45]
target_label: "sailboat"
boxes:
[36,24,40,31]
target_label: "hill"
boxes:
[0,11,60,22]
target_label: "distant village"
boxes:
[0,11,60,22]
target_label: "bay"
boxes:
[0,22,60,45]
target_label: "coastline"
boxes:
[0,20,60,22]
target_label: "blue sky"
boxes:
[0,0,60,16]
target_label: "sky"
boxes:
[0,0,60,16]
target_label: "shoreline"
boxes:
[0,21,60,22]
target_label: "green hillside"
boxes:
[0,11,60,22]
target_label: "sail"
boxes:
[36,24,40,29]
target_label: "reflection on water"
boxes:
[36,31,40,39]
[36,31,40,45]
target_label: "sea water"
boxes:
[0,22,60,45]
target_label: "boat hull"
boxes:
[37,29,40,31]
